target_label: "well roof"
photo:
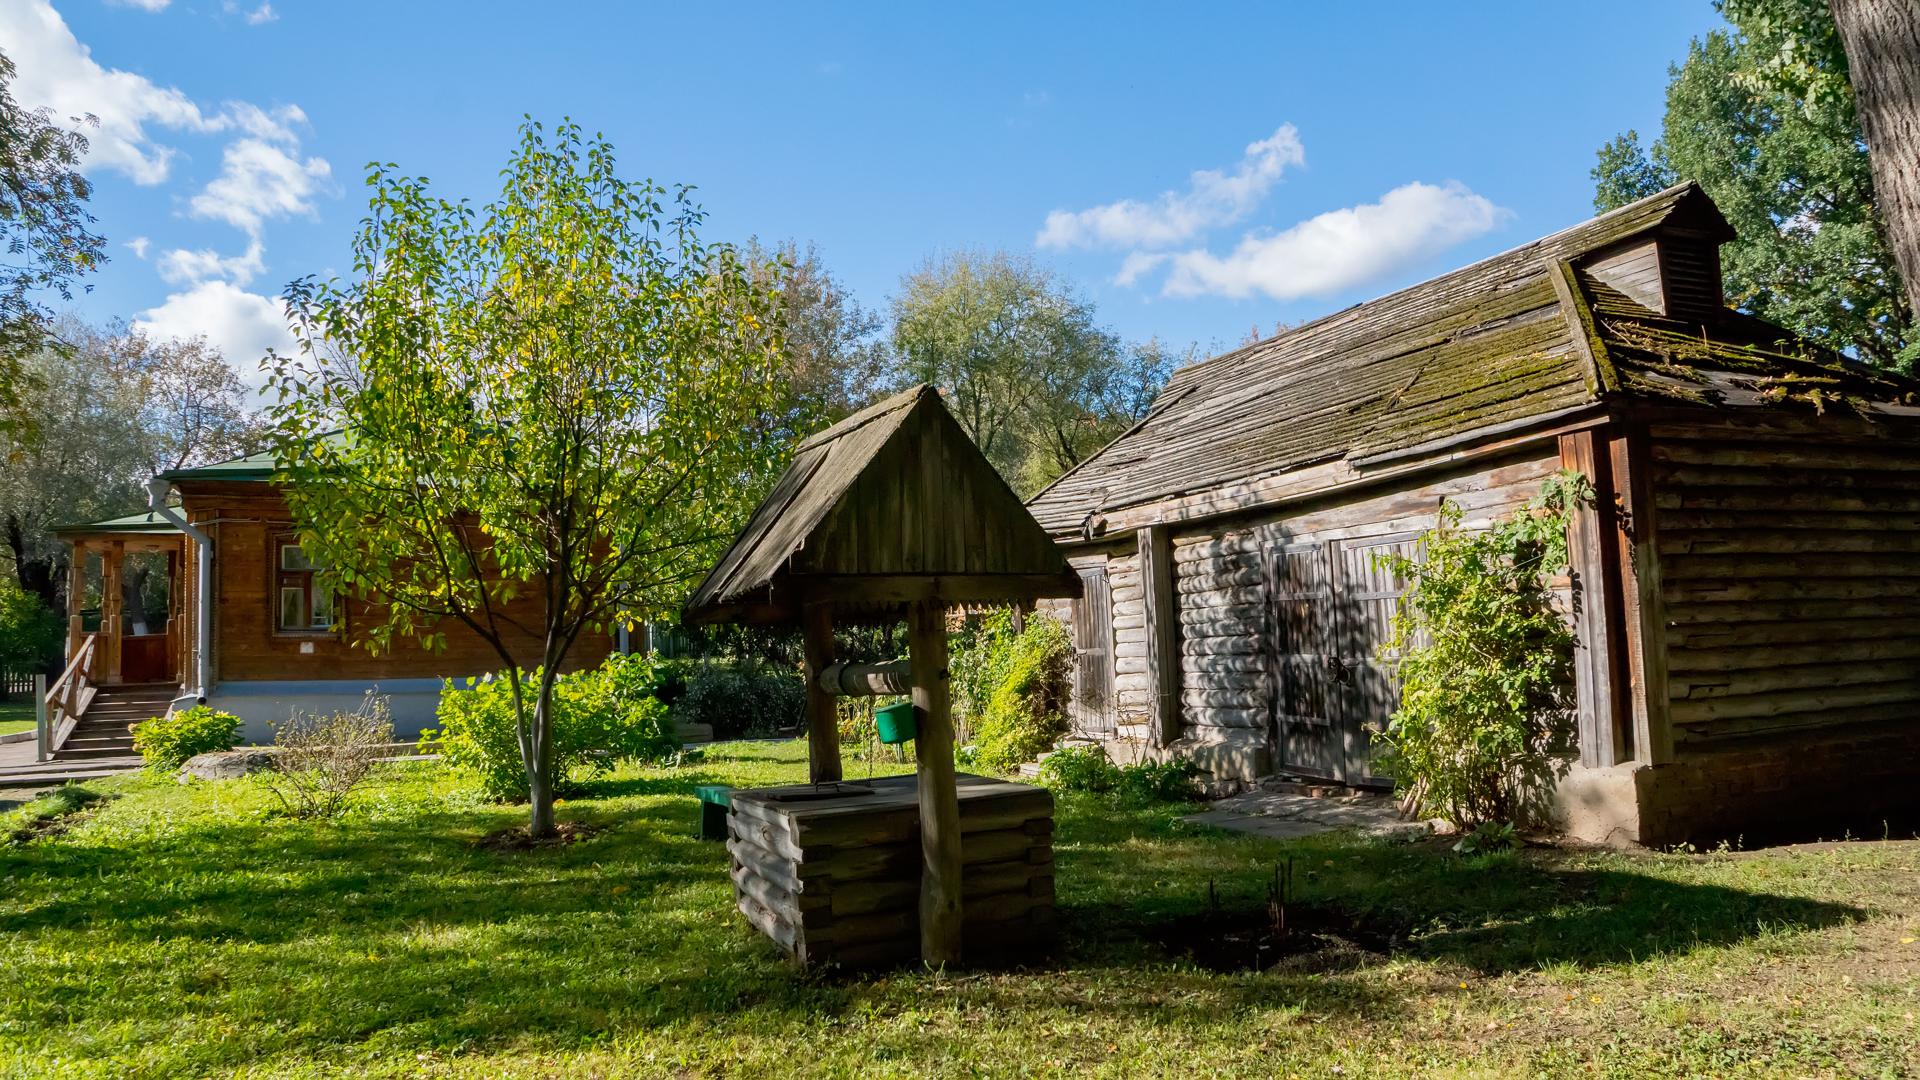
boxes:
[685,384,1080,624]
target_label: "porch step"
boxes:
[0,755,144,788]
[52,745,141,762]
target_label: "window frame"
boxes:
[271,536,339,637]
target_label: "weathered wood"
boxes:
[1658,531,1920,555]
[1612,427,1672,764]
[802,603,842,784]
[1669,638,1920,673]
[1178,634,1261,656]
[1671,659,1920,699]
[909,601,962,966]
[1138,524,1179,748]
[1561,428,1627,767]
[1667,617,1919,650]
[1180,705,1268,728]
[1661,553,1920,580]
[817,659,913,696]
[1669,678,1920,725]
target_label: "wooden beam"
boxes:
[1137,524,1178,747]
[65,542,85,666]
[1560,429,1628,767]
[102,539,124,684]
[1609,425,1675,764]
[908,600,962,966]
[801,603,842,784]
[818,660,912,696]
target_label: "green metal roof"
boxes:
[51,511,183,536]
[156,446,282,483]
[156,431,345,484]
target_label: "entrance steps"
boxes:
[50,682,175,763]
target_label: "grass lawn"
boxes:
[2,741,1917,1078]
[0,698,35,735]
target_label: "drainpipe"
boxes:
[146,478,211,702]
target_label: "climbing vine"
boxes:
[1375,469,1594,829]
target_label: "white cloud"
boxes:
[189,137,331,235]
[1036,124,1305,251]
[0,0,218,183]
[1113,251,1166,287]
[223,1,278,25]
[1159,181,1507,301]
[109,0,171,11]
[134,281,297,391]
[156,239,265,286]
[126,236,151,259]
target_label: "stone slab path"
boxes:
[1182,789,1434,843]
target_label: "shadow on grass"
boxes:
[1054,798,1869,978]
[0,760,1878,1064]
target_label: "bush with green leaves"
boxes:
[1037,744,1201,805]
[133,705,242,770]
[669,658,805,740]
[0,579,61,677]
[1375,469,1591,829]
[427,653,679,801]
[951,610,1072,773]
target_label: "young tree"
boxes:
[1593,20,1913,370]
[0,48,107,443]
[267,120,791,838]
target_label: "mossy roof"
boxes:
[1026,183,1920,535]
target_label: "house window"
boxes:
[275,541,335,633]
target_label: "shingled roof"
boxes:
[685,384,1080,624]
[1027,183,1920,536]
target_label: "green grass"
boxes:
[0,698,35,735]
[2,741,1918,1077]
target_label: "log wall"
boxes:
[1649,418,1920,751]
[726,774,1056,968]
[1167,452,1562,756]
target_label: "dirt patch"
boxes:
[1153,904,1395,975]
[5,787,112,844]
[473,820,604,851]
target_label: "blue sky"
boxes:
[8,0,1726,387]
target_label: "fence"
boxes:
[1,668,36,697]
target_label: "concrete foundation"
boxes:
[198,678,447,744]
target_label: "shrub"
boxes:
[1036,744,1119,792]
[1037,744,1201,805]
[427,654,679,801]
[0,579,61,677]
[1375,469,1591,829]
[951,611,1072,773]
[133,705,242,770]
[670,659,805,740]
[263,693,396,818]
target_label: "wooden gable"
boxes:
[685,384,1081,624]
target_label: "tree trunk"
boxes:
[1832,0,1920,324]
[526,666,559,839]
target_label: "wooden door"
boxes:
[1070,565,1115,735]
[1267,545,1343,779]
[1333,536,1417,788]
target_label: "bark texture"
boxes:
[1833,0,1920,321]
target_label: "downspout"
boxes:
[146,478,211,702]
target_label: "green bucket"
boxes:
[875,701,917,745]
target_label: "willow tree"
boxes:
[267,120,790,837]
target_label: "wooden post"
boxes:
[1560,430,1627,767]
[65,542,85,664]
[908,599,962,967]
[1609,426,1674,765]
[33,672,48,763]
[1137,524,1179,748]
[801,603,842,784]
[102,539,124,685]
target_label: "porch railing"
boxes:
[39,632,99,761]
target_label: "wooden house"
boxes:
[1027,183,1920,846]
[50,449,609,747]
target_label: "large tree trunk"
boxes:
[1832,0,1920,323]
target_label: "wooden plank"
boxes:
[1612,427,1672,764]
[1138,524,1179,748]
[802,603,842,784]
[909,600,962,967]
[1560,429,1626,767]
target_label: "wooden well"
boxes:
[726,773,1056,969]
